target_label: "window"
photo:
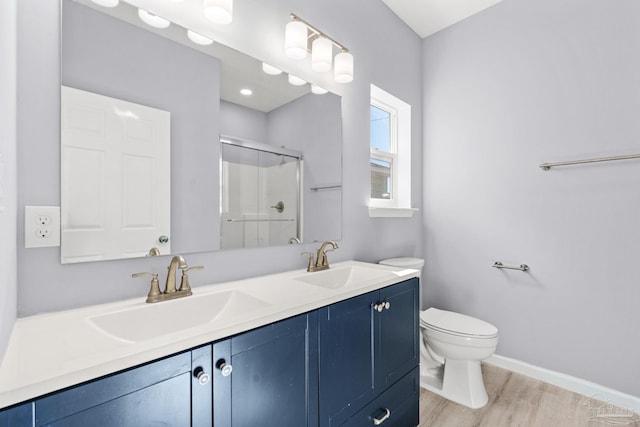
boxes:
[369,85,415,217]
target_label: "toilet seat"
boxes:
[421,308,498,339]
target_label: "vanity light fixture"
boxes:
[187,30,214,45]
[204,0,233,25]
[262,63,283,75]
[311,37,332,72]
[288,74,307,86]
[90,0,119,7]
[138,9,171,29]
[334,50,354,83]
[285,13,353,83]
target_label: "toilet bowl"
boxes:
[420,308,498,409]
[378,257,498,409]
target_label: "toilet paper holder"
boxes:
[493,261,529,272]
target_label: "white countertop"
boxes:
[0,260,418,408]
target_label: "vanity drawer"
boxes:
[340,367,419,427]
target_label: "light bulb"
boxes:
[138,9,170,29]
[285,21,308,60]
[187,30,214,45]
[312,37,332,72]
[334,51,353,83]
[204,0,233,25]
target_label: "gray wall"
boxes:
[268,93,342,242]
[422,0,640,396]
[0,0,17,361]
[15,0,423,315]
[220,100,268,142]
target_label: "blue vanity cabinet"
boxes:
[213,312,319,427]
[0,402,33,427]
[318,278,419,427]
[33,345,212,427]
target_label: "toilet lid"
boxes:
[420,308,498,338]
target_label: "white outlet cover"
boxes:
[25,206,61,248]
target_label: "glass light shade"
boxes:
[204,0,233,25]
[90,0,119,7]
[334,51,354,83]
[138,9,170,29]
[311,85,328,95]
[312,37,332,72]
[288,74,307,86]
[285,21,308,60]
[187,30,213,45]
[262,63,283,75]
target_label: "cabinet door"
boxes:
[377,278,419,389]
[35,346,212,427]
[213,312,318,427]
[318,291,376,427]
[0,403,32,427]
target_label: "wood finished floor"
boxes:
[419,363,640,427]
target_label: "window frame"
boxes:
[369,84,415,217]
[370,99,398,205]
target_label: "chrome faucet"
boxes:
[303,241,339,272]
[132,255,204,303]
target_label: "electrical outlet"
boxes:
[25,206,60,248]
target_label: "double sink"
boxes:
[88,263,406,344]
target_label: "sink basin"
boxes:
[293,265,398,290]
[89,290,268,343]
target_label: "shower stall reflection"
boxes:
[220,137,302,249]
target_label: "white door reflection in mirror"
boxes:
[61,86,171,263]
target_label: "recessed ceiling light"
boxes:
[240,89,253,96]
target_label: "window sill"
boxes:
[368,207,419,218]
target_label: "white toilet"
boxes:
[379,257,499,409]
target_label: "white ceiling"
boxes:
[381,0,505,38]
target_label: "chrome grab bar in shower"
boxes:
[493,261,529,272]
[539,153,640,170]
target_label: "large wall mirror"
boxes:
[60,0,342,263]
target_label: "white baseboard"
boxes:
[486,354,640,413]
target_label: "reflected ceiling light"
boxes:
[311,37,332,72]
[288,74,307,86]
[168,0,185,2]
[262,63,283,75]
[204,0,233,25]
[240,88,253,96]
[334,50,354,83]
[138,9,170,29]
[90,0,119,7]
[187,30,214,45]
[286,13,353,83]
[311,85,328,95]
